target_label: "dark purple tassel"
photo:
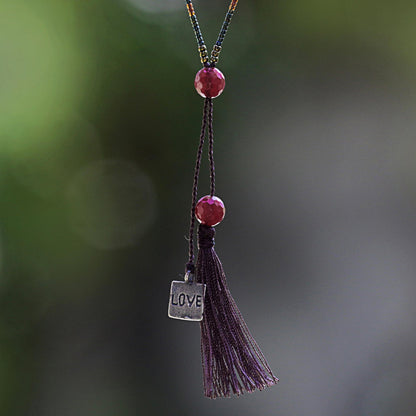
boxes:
[197,224,278,398]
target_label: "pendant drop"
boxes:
[168,274,206,322]
[167,0,278,398]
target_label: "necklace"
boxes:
[168,0,278,399]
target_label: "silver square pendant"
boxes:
[168,280,206,321]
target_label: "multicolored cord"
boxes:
[185,0,239,65]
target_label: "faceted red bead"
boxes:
[195,195,225,227]
[194,67,225,99]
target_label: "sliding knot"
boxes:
[198,224,215,249]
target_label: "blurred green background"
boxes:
[1,0,416,415]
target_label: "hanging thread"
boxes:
[186,97,212,274]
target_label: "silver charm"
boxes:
[168,273,206,321]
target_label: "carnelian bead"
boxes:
[195,195,225,227]
[194,67,225,98]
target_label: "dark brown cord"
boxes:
[208,98,215,197]
[187,97,211,272]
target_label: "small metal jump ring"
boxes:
[185,271,194,284]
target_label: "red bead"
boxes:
[194,67,225,98]
[195,195,225,227]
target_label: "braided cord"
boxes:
[186,98,211,272]
[207,98,215,196]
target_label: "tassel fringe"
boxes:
[197,224,278,398]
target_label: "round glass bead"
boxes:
[194,67,225,98]
[195,195,225,227]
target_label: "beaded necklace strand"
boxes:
[185,0,238,271]
[168,0,279,398]
[185,0,239,66]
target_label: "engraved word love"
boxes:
[168,280,206,321]
[170,293,202,308]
